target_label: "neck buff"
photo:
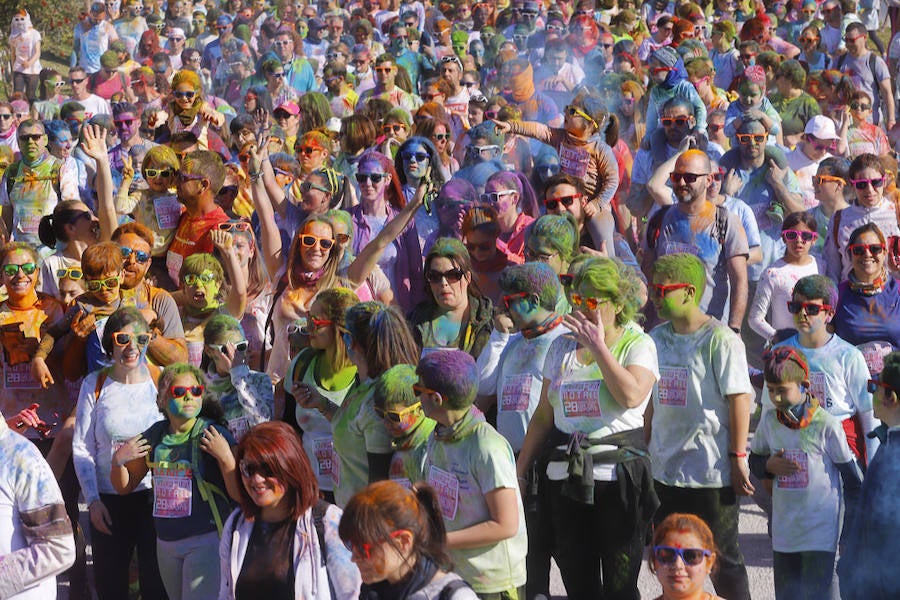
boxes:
[521,314,563,340]
[848,268,887,296]
[171,96,203,126]
[776,393,818,430]
[507,63,535,103]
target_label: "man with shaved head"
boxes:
[641,149,750,331]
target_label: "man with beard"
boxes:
[641,149,749,332]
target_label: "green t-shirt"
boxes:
[423,412,527,593]
[331,379,392,507]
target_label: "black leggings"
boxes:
[90,491,168,600]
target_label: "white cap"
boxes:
[804,115,839,140]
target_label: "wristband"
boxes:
[728,451,747,458]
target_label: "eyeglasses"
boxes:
[849,178,884,190]
[565,105,597,127]
[351,58,369,66]
[143,167,174,179]
[786,300,831,315]
[112,331,152,346]
[484,110,498,120]
[524,247,557,263]
[653,546,711,567]
[813,174,844,186]
[660,116,691,128]
[383,123,406,134]
[170,384,204,398]
[57,267,84,280]
[120,246,151,263]
[781,229,818,243]
[544,194,582,210]
[651,282,692,298]
[807,137,835,152]
[19,134,43,142]
[844,33,866,43]
[465,240,494,253]
[652,66,674,74]
[481,190,516,205]
[178,171,205,182]
[848,243,885,256]
[762,346,810,376]
[269,72,285,79]
[208,340,249,353]
[300,235,336,250]
[239,460,275,479]
[344,530,408,559]
[173,90,196,100]
[0,114,12,121]
[868,378,894,394]
[69,78,87,84]
[501,292,528,309]
[433,133,451,141]
[425,267,465,284]
[218,221,251,232]
[462,81,478,88]
[299,180,332,194]
[183,271,217,285]
[374,402,421,423]
[736,133,767,144]
[401,151,429,163]
[296,146,320,156]
[307,316,334,332]
[2,262,37,277]
[570,293,608,310]
[739,53,757,61]
[850,101,871,111]
[356,172,386,184]
[86,276,121,291]
[670,171,710,184]
[374,66,393,73]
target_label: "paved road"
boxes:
[550,496,777,599]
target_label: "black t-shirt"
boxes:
[235,518,296,600]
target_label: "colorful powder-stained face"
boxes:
[167,373,203,420]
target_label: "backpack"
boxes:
[646,204,730,251]
[437,579,474,600]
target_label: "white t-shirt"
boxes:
[748,257,824,341]
[476,323,570,452]
[649,318,754,488]
[751,406,853,552]
[786,147,831,208]
[544,323,659,481]
[39,253,80,301]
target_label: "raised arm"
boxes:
[80,124,117,241]
[248,142,287,281]
[210,229,248,318]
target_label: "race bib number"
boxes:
[559,144,590,179]
[500,374,534,412]
[18,209,41,236]
[857,341,893,375]
[313,438,334,478]
[428,465,459,520]
[776,449,809,490]
[560,380,603,418]
[658,367,689,407]
[153,469,193,518]
[166,251,184,285]
[186,341,203,368]
[662,242,701,257]
[228,416,250,442]
[154,195,183,230]
[809,372,827,407]
[4,361,40,390]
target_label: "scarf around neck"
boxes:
[521,314,563,340]
[359,556,439,600]
[848,268,887,296]
[776,394,818,430]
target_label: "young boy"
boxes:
[416,350,527,598]
[749,347,862,600]
[766,275,878,464]
[31,242,125,386]
[373,363,436,489]
[838,351,900,598]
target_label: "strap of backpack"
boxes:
[312,498,330,567]
[189,419,230,536]
[646,204,672,250]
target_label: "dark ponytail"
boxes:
[37,200,91,248]
[413,483,452,569]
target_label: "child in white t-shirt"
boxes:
[749,346,862,600]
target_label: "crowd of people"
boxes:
[4,0,900,598]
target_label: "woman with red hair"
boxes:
[650,513,724,600]
[219,421,362,600]
[339,480,478,600]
